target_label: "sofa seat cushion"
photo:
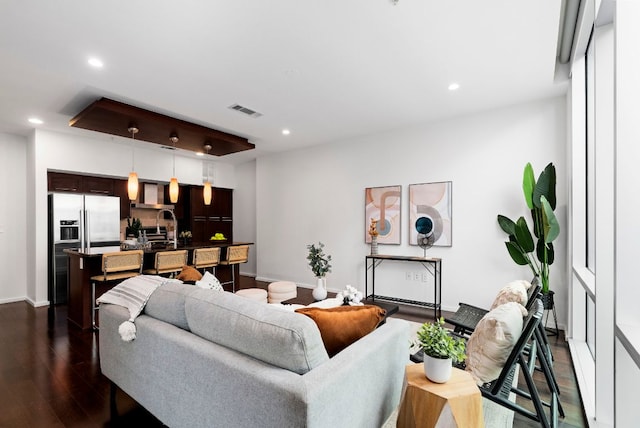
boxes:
[144,282,200,331]
[295,305,386,357]
[185,289,329,374]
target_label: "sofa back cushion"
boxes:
[185,289,330,374]
[144,282,199,331]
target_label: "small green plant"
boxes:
[306,242,332,278]
[126,217,142,238]
[416,317,466,363]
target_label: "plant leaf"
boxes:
[505,242,529,265]
[497,215,516,235]
[523,163,535,210]
[514,217,535,252]
[541,196,559,243]
[533,162,556,210]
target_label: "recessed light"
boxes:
[88,57,104,68]
[28,117,43,125]
[282,129,291,135]
[196,152,204,157]
[448,83,460,91]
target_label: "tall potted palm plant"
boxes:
[497,162,560,307]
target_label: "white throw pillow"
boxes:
[490,280,531,310]
[195,271,223,291]
[465,301,528,385]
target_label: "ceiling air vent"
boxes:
[228,104,262,118]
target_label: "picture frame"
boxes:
[409,181,452,247]
[364,185,401,244]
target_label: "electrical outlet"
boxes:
[405,272,413,281]
[421,273,428,282]
[413,272,421,281]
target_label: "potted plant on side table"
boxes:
[416,317,466,383]
[306,242,332,301]
[497,162,560,311]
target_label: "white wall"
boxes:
[251,97,568,325]
[0,132,28,303]
[19,128,238,305]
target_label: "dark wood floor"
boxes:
[0,276,586,427]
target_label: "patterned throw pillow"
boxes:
[195,271,223,291]
[465,301,528,385]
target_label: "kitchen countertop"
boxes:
[64,241,252,257]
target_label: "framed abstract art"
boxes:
[364,185,401,244]
[409,181,452,247]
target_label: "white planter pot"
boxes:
[423,354,452,383]
[312,277,327,301]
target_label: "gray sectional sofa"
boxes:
[99,282,409,428]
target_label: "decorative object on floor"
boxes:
[365,185,401,244]
[179,230,192,246]
[396,364,484,428]
[307,242,331,301]
[415,216,435,257]
[368,218,379,254]
[497,162,559,295]
[409,181,452,247]
[235,288,268,302]
[267,281,297,303]
[415,317,466,383]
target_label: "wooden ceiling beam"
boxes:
[69,97,254,156]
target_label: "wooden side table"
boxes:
[397,364,484,428]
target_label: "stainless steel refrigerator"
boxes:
[48,193,121,305]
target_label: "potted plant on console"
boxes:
[306,242,332,301]
[416,317,466,383]
[497,162,560,311]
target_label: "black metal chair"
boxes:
[472,299,559,428]
[444,279,564,418]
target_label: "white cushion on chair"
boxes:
[267,281,297,303]
[235,288,268,303]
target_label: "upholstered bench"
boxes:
[235,288,268,303]
[268,281,297,303]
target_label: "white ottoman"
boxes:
[267,281,298,304]
[235,288,268,303]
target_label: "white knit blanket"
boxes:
[96,275,179,341]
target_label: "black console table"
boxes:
[364,255,442,320]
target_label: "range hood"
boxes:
[131,183,175,210]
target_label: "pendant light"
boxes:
[203,144,213,205]
[127,125,139,201]
[169,133,180,203]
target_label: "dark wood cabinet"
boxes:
[112,179,131,219]
[185,186,233,242]
[81,176,114,195]
[48,172,82,192]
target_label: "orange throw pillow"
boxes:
[176,265,203,282]
[295,305,386,357]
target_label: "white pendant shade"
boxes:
[203,181,212,205]
[127,172,139,201]
[169,177,179,203]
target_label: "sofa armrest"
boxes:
[302,317,410,428]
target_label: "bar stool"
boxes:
[90,250,144,330]
[193,247,221,274]
[219,245,249,292]
[143,250,188,277]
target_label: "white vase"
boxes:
[371,235,378,255]
[312,277,327,301]
[423,354,452,383]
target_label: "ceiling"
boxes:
[0,1,568,164]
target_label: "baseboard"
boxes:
[0,296,28,305]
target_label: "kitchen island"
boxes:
[64,241,253,330]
